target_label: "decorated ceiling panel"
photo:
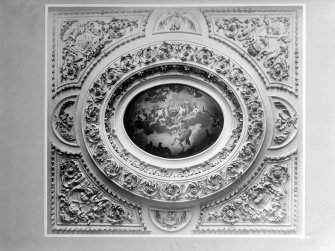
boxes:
[46,5,303,236]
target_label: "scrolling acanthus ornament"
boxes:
[270,96,298,149]
[149,208,194,232]
[83,41,265,202]
[50,144,148,232]
[104,64,243,179]
[202,9,299,95]
[213,16,291,83]
[59,18,139,83]
[195,150,298,232]
[58,160,133,225]
[54,100,76,142]
[273,102,297,144]
[52,96,79,146]
[153,10,201,35]
[52,10,152,97]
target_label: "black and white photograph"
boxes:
[1,0,335,250]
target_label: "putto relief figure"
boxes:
[124,84,224,158]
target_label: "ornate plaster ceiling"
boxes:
[46,5,303,235]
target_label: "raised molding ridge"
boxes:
[201,8,299,95]
[51,9,152,98]
[194,149,298,232]
[50,143,149,232]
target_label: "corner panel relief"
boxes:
[47,6,303,235]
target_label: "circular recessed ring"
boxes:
[82,41,265,202]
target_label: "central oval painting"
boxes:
[124,84,224,159]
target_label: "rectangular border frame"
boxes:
[44,3,306,238]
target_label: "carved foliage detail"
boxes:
[51,11,152,97]
[154,10,200,34]
[274,102,297,144]
[202,9,299,94]
[196,150,298,231]
[53,96,78,145]
[50,145,148,231]
[59,18,139,83]
[58,159,133,225]
[149,208,193,232]
[270,97,298,149]
[207,167,289,224]
[82,41,265,202]
[214,16,291,82]
[55,101,75,141]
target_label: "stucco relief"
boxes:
[52,95,78,146]
[51,10,152,97]
[269,96,298,149]
[82,41,265,202]
[153,9,201,35]
[149,208,194,232]
[50,144,148,232]
[195,150,298,232]
[202,9,299,95]
[47,6,302,235]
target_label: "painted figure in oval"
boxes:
[124,84,224,159]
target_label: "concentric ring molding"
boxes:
[47,6,302,235]
[82,41,266,202]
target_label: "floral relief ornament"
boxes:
[101,64,244,183]
[274,101,298,144]
[83,41,265,202]
[149,208,193,232]
[54,100,76,142]
[157,11,196,32]
[213,16,291,83]
[205,163,291,226]
[58,159,134,226]
[59,18,139,83]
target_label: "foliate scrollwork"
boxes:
[153,10,201,35]
[139,180,160,199]
[93,144,109,164]
[248,120,263,140]
[59,18,139,83]
[59,160,112,225]
[239,142,256,162]
[123,172,140,190]
[274,102,297,143]
[202,9,299,94]
[185,182,203,199]
[195,48,214,65]
[155,211,186,230]
[83,41,265,202]
[50,145,148,232]
[84,124,101,147]
[104,66,123,87]
[85,103,100,125]
[52,10,151,97]
[215,16,290,82]
[149,208,194,232]
[89,78,107,103]
[205,172,225,192]
[102,63,244,184]
[196,150,298,232]
[54,101,76,142]
[229,68,247,86]
[266,164,289,187]
[247,99,263,119]
[162,183,182,200]
[270,96,298,149]
[52,96,78,146]
[104,160,122,180]
[107,204,133,224]
[226,161,245,181]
